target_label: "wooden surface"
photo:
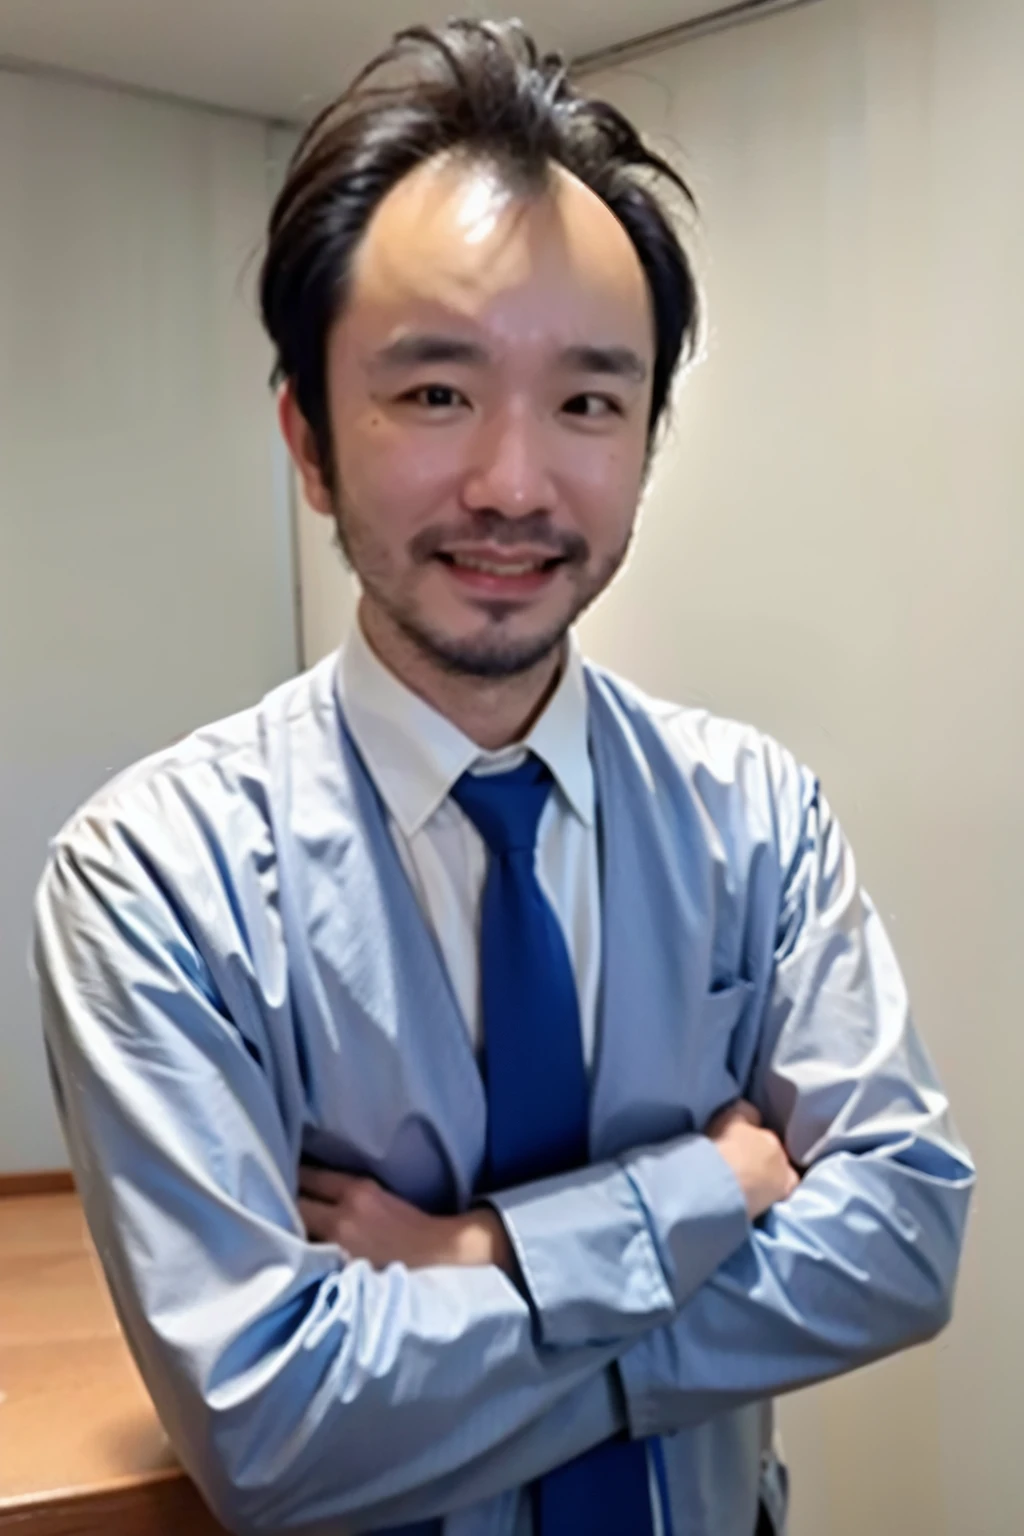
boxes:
[0,1173,74,1199]
[0,1193,226,1534]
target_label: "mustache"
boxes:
[409,510,589,565]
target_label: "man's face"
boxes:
[287,153,656,678]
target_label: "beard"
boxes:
[330,496,633,680]
[388,603,595,680]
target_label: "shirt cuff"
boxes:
[615,1332,676,1440]
[624,1133,750,1302]
[485,1136,749,1349]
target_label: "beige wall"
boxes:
[0,70,299,1170]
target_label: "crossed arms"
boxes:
[33,777,974,1534]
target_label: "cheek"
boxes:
[335,410,458,524]
[564,440,645,543]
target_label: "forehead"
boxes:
[341,153,653,354]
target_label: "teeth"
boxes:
[450,555,543,576]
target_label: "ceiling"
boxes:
[0,0,729,123]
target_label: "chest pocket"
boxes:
[690,978,756,1123]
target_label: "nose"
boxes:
[460,402,557,519]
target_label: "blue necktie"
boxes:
[451,757,658,1536]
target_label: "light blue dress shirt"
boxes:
[33,650,974,1536]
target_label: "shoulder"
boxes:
[43,655,339,885]
[583,659,815,856]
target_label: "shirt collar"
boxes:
[337,620,594,839]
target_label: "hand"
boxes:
[298,1165,517,1277]
[706,1099,800,1219]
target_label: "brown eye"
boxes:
[403,385,468,409]
[563,393,621,418]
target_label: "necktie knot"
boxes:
[450,756,553,856]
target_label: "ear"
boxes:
[277,382,334,517]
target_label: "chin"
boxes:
[404,614,568,680]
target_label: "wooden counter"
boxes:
[0,1192,226,1535]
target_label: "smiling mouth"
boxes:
[435,551,565,576]
[431,549,569,600]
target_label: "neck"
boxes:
[358,598,564,751]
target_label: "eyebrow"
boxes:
[557,344,649,384]
[373,334,489,369]
[372,333,649,383]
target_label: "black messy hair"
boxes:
[259,17,699,485]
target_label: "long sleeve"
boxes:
[485,1132,750,1347]
[615,762,974,1435]
[34,823,630,1535]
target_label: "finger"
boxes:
[297,1195,334,1240]
[299,1199,353,1263]
[705,1107,728,1137]
[707,1099,741,1135]
[707,1099,761,1137]
[775,1165,799,1203]
[298,1165,354,1202]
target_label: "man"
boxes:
[34,19,973,1536]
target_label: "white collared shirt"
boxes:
[337,620,601,1066]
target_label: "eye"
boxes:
[562,393,623,419]
[401,384,470,410]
